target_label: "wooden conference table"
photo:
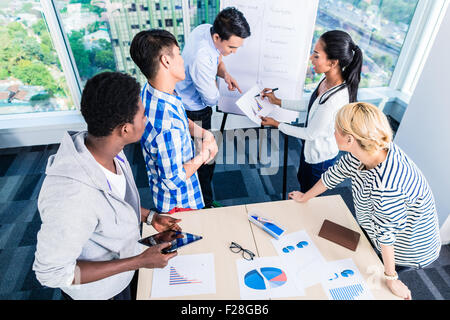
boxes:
[136,195,400,300]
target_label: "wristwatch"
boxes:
[384,271,398,281]
[145,209,157,226]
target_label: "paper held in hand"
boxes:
[235,85,298,126]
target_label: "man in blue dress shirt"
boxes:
[175,7,251,208]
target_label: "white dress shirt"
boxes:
[278,85,349,164]
[175,24,221,111]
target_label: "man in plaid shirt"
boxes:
[130,29,218,214]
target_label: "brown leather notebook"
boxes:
[318,219,361,251]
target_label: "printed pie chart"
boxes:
[341,269,355,277]
[282,246,295,253]
[296,241,309,248]
[244,267,287,290]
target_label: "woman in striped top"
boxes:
[289,102,441,300]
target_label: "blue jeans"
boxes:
[297,148,338,193]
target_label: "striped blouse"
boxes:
[321,143,441,268]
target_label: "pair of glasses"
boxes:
[229,242,255,261]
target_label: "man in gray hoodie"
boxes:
[33,72,181,300]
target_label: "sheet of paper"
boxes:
[320,259,374,300]
[268,105,299,123]
[271,230,326,288]
[235,85,263,125]
[235,85,299,125]
[151,253,216,298]
[254,96,275,118]
[236,256,305,300]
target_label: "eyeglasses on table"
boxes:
[229,242,255,261]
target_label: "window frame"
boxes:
[389,0,449,95]
[0,0,447,148]
[40,0,82,109]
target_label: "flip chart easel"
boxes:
[216,0,318,199]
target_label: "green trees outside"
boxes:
[0,17,115,97]
[68,30,116,80]
[68,31,91,78]
[0,20,64,96]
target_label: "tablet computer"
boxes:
[138,230,203,253]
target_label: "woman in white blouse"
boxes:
[260,30,363,192]
[289,102,441,300]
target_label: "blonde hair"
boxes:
[335,102,393,154]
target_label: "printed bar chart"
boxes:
[329,284,364,300]
[169,266,202,285]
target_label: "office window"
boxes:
[2,0,425,116]
[56,0,114,84]
[0,0,74,115]
[305,0,420,92]
[56,0,185,85]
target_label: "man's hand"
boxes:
[386,279,412,300]
[138,243,177,269]
[224,73,242,94]
[202,130,218,163]
[152,214,182,232]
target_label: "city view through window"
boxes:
[306,0,419,91]
[56,0,220,85]
[0,0,419,115]
[0,0,74,115]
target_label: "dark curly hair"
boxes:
[211,7,251,40]
[80,72,141,137]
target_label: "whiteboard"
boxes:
[218,0,319,116]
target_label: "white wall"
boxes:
[395,5,450,244]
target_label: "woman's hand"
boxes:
[386,279,412,300]
[260,88,281,106]
[260,116,280,128]
[288,191,309,203]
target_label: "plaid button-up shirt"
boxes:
[140,82,204,213]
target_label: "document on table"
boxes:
[271,230,327,289]
[151,253,216,298]
[236,256,305,300]
[320,259,374,300]
[236,85,298,126]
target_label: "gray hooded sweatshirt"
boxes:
[33,131,143,299]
